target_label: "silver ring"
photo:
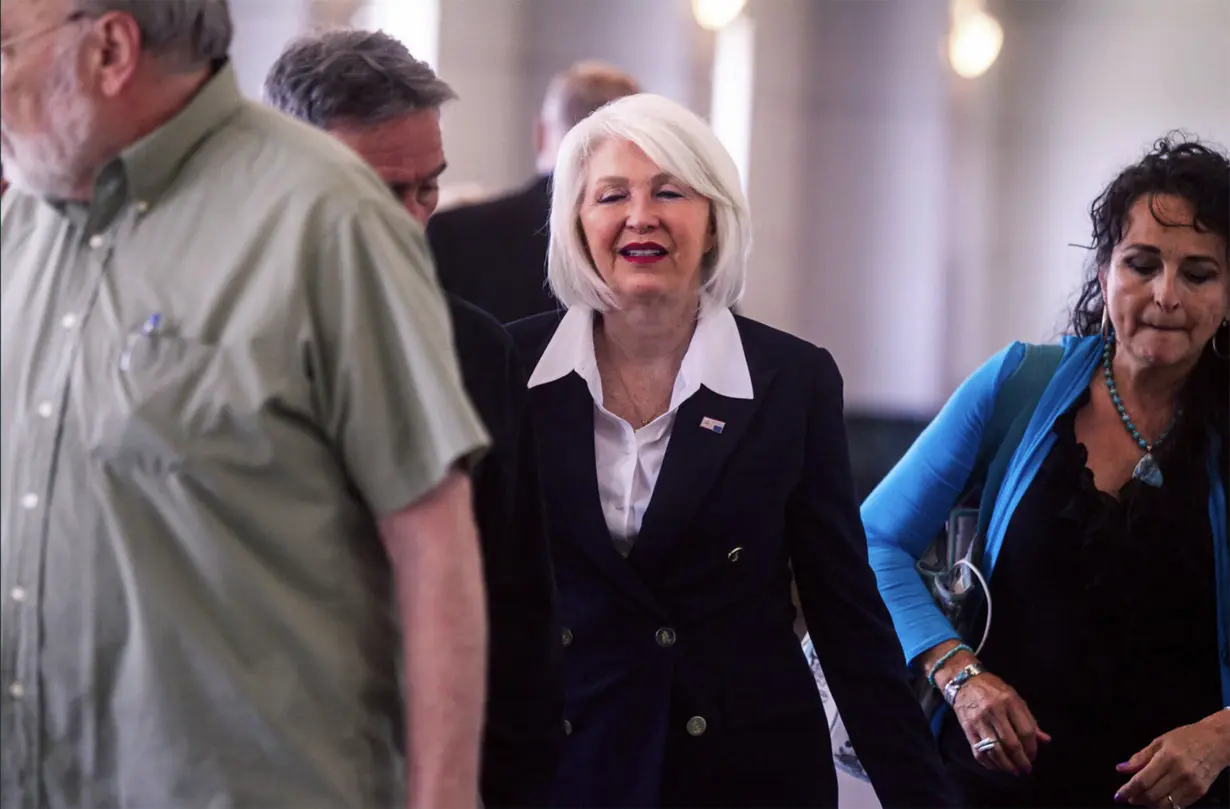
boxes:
[1167,796,1180,809]
[973,737,999,753]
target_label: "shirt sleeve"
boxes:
[304,195,490,517]
[862,341,1024,664]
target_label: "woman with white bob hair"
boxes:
[510,93,955,808]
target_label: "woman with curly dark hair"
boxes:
[862,134,1230,808]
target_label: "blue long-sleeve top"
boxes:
[863,335,1230,709]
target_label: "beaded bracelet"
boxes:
[926,643,973,690]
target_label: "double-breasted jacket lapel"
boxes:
[628,368,774,576]
[526,313,774,611]
[530,371,668,619]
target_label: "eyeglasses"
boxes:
[0,11,88,70]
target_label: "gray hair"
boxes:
[73,0,231,69]
[263,29,456,129]
[548,93,752,314]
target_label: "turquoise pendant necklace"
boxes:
[1101,336,1179,488]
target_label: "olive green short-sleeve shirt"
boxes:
[0,63,489,809]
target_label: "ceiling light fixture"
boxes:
[948,6,1003,78]
[692,0,747,32]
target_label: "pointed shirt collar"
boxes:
[528,305,754,408]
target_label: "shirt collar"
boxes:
[528,305,754,407]
[116,60,244,211]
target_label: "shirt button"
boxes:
[60,313,78,330]
[686,716,707,736]
[135,200,150,214]
[20,493,39,510]
[563,719,572,736]
[11,587,27,602]
[561,627,573,648]
[655,627,677,648]
[88,234,105,249]
[8,682,25,700]
[36,402,54,419]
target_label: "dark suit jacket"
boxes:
[509,311,955,809]
[427,176,561,324]
[448,296,561,807]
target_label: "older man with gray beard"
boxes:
[0,2,490,808]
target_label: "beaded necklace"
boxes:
[1101,334,1180,487]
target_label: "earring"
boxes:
[1100,307,1111,339]
[1213,319,1229,361]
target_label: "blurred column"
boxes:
[434,0,530,191]
[736,0,952,414]
[230,0,311,99]
[942,0,1007,389]
[357,0,440,69]
[229,0,366,99]
[708,12,754,195]
[736,0,809,346]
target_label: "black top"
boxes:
[940,389,1227,807]
[427,176,562,324]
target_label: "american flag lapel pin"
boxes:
[699,416,726,434]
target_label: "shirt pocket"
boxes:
[87,334,270,475]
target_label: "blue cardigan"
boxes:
[864,335,1230,712]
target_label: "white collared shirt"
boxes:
[528,305,754,555]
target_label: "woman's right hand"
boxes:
[939,662,1052,774]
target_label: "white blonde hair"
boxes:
[547,93,752,313]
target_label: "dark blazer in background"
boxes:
[510,311,955,809]
[448,296,562,807]
[427,175,561,325]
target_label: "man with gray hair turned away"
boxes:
[427,59,640,324]
[0,2,491,808]
[264,29,562,808]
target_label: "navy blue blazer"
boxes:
[510,311,955,808]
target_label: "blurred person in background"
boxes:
[428,60,639,324]
[264,29,562,808]
[510,92,955,808]
[864,135,1230,808]
[0,1,491,807]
